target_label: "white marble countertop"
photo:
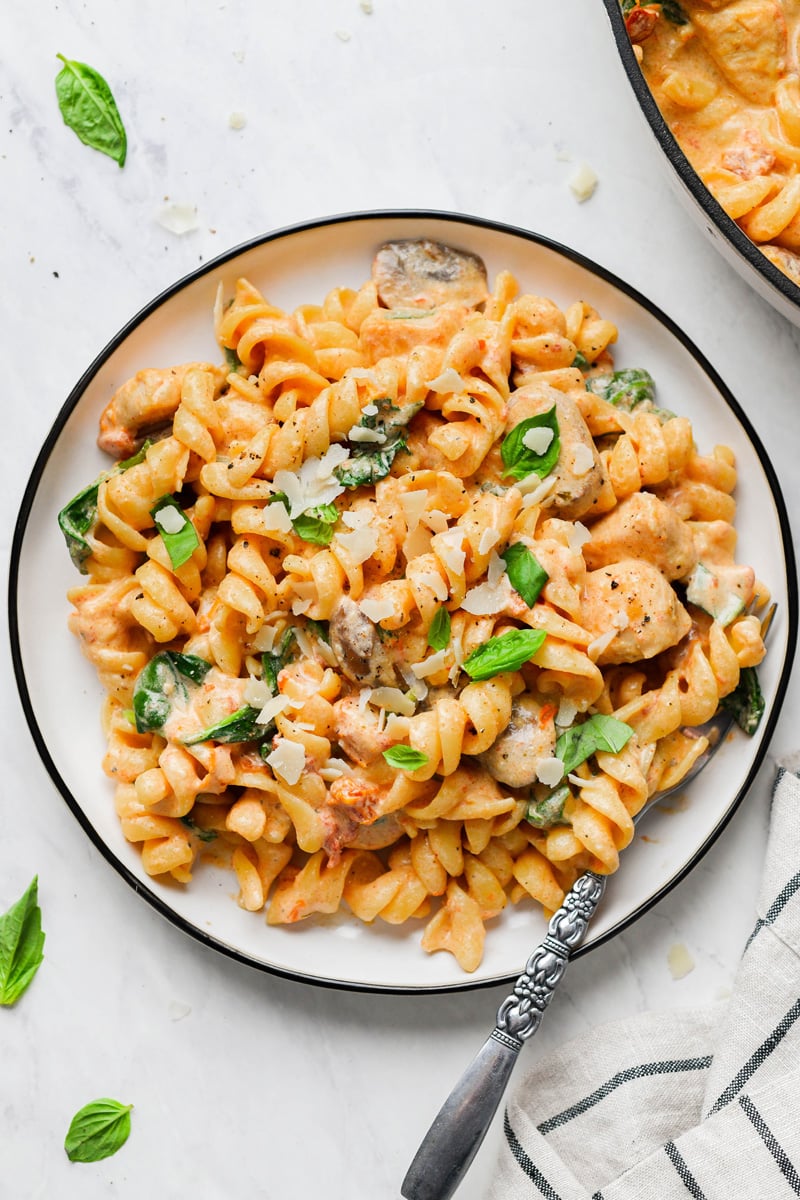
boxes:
[2,2,799,1197]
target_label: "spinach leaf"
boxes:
[223,346,243,372]
[291,502,339,546]
[262,629,297,695]
[527,785,571,829]
[427,605,451,652]
[501,543,549,608]
[183,705,263,746]
[55,54,127,167]
[462,628,546,681]
[151,495,199,569]
[383,745,430,770]
[64,1098,133,1163]
[335,399,422,488]
[586,368,674,421]
[180,815,218,843]
[0,877,45,1006]
[132,652,212,734]
[572,350,591,371]
[501,407,561,482]
[306,619,330,643]
[660,0,688,24]
[620,0,637,11]
[721,667,765,735]
[556,713,634,776]
[58,442,151,573]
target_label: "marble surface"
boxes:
[2,2,799,1197]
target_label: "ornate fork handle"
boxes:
[400,871,607,1200]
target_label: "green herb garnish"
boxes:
[721,667,765,736]
[501,407,561,482]
[182,705,263,746]
[527,785,571,829]
[586,368,674,421]
[151,495,200,569]
[335,399,422,488]
[180,815,218,843]
[501,543,549,608]
[555,714,634,777]
[383,745,430,770]
[0,877,45,1006]
[660,0,688,25]
[427,606,451,652]
[462,628,547,681]
[58,442,150,573]
[132,652,212,734]
[55,54,127,167]
[64,1098,133,1163]
[291,503,339,546]
[262,629,297,695]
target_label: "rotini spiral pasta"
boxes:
[61,237,768,973]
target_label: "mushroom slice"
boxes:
[329,597,397,686]
[372,238,489,310]
[478,695,556,789]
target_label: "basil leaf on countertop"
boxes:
[501,543,549,608]
[556,713,634,777]
[501,407,560,482]
[55,54,127,167]
[462,628,547,681]
[0,876,45,1006]
[64,1098,133,1163]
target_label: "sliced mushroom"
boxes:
[372,238,489,310]
[329,597,397,686]
[478,695,556,789]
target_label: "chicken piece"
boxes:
[507,382,605,520]
[692,1,787,105]
[581,559,692,664]
[372,239,488,310]
[332,695,395,766]
[98,362,225,458]
[329,597,398,686]
[358,302,470,366]
[583,492,697,580]
[478,696,557,789]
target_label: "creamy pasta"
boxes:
[623,0,800,286]
[60,238,768,972]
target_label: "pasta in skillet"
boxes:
[60,237,768,972]
[622,0,800,287]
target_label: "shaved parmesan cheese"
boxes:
[572,443,594,477]
[487,552,507,588]
[520,474,558,505]
[587,629,617,660]
[314,638,338,668]
[359,597,396,623]
[341,508,373,530]
[265,738,306,785]
[460,574,513,616]
[427,368,464,394]
[335,525,378,565]
[478,528,501,555]
[536,757,565,787]
[272,444,349,519]
[611,610,630,631]
[262,500,293,534]
[422,508,449,534]
[436,528,466,576]
[567,521,591,554]
[522,426,555,455]
[358,688,372,714]
[567,772,605,789]
[569,162,598,203]
[251,625,277,652]
[292,626,314,660]
[410,649,448,679]
[398,663,428,701]
[244,677,272,708]
[384,713,410,739]
[399,490,428,531]
[347,424,387,444]
[414,570,449,602]
[556,697,578,728]
[154,506,186,535]
[156,203,200,235]
[403,524,433,561]
[256,694,294,725]
[369,687,416,716]
[291,597,312,616]
[668,942,695,980]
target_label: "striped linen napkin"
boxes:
[491,764,800,1200]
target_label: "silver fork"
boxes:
[401,603,775,1200]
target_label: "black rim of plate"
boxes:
[601,0,800,313]
[8,208,798,994]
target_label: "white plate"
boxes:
[10,211,797,993]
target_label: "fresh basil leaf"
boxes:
[132,652,212,734]
[462,628,547,681]
[427,606,451,652]
[151,495,200,569]
[55,54,127,167]
[572,350,591,371]
[0,877,45,1006]
[183,705,262,746]
[64,1098,133,1163]
[501,543,549,608]
[223,346,243,372]
[291,503,339,546]
[383,745,430,770]
[335,399,422,489]
[620,0,637,12]
[527,784,570,829]
[556,714,634,776]
[58,442,152,574]
[501,407,561,482]
[721,667,765,736]
[660,0,688,24]
[262,629,297,695]
[306,619,330,643]
[180,815,218,843]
